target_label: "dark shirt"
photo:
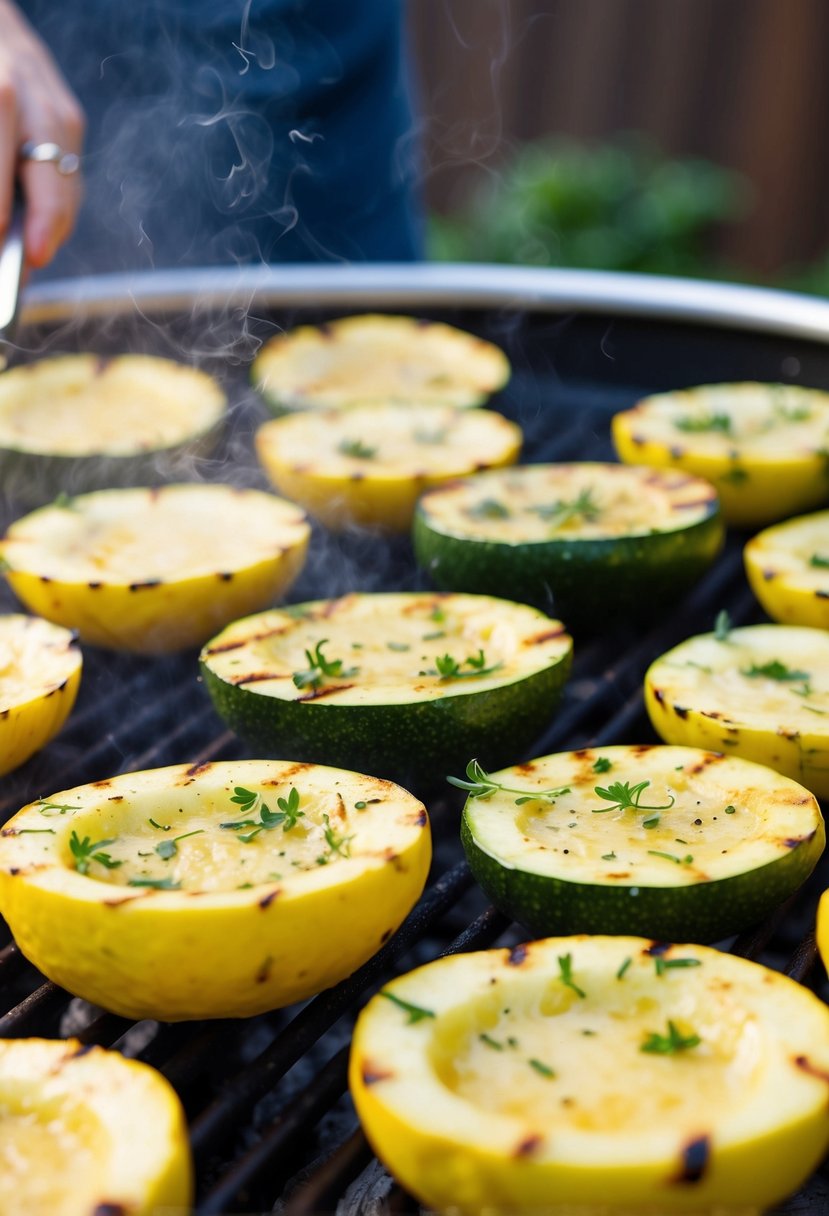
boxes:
[20,0,424,273]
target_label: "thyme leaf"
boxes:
[380,990,435,1024]
[592,780,675,816]
[557,952,586,999]
[447,758,570,804]
[292,640,359,691]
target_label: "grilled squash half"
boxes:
[612,382,829,526]
[645,622,829,796]
[200,592,572,789]
[0,1037,192,1216]
[0,484,310,653]
[350,936,829,1213]
[256,402,522,532]
[0,353,226,507]
[744,509,829,629]
[0,760,431,1021]
[456,745,823,943]
[413,463,723,626]
[251,314,511,413]
[0,614,81,776]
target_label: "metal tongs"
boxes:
[0,192,25,369]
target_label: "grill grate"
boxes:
[1,303,829,1214]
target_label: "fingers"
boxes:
[0,3,85,269]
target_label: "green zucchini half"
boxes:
[459,744,823,942]
[0,354,226,507]
[413,463,723,629]
[200,592,572,790]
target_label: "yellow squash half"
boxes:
[0,1037,192,1216]
[645,622,829,796]
[350,936,829,1213]
[0,614,81,776]
[744,508,829,629]
[612,382,829,526]
[251,314,511,412]
[0,484,310,653]
[0,760,431,1020]
[256,402,522,532]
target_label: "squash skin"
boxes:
[0,615,81,777]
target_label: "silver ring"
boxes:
[19,140,81,176]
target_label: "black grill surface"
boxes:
[1,304,829,1214]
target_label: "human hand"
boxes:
[0,1,85,269]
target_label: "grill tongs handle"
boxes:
[0,190,25,366]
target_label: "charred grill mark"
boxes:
[631,434,646,446]
[361,1061,394,1086]
[40,575,52,584]
[93,1204,126,1216]
[607,872,632,879]
[673,1134,710,1184]
[88,581,102,590]
[524,627,568,645]
[186,762,212,778]
[674,705,689,719]
[255,957,273,984]
[515,761,537,775]
[507,942,529,966]
[782,832,816,848]
[0,829,17,837]
[217,572,234,581]
[350,472,366,482]
[794,1054,829,1083]
[686,754,723,775]
[763,569,777,581]
[412,809,427,827]
[669,446,684,459]
[93,356,113,377]
[644,941,671,957]
[107,795,124,802]
[68,1042,96,1059]
[513,1134,543,1159]
[258,889,280,910]
[204,624,291,655]
[128,579,162,592]
[92,778,113,789]
[230,671,287,685]
[672,497,715,510]
[816,590,829,600]
[297,683,355,702]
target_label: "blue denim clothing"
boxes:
[20,1,424,272]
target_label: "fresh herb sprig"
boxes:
[36,800,81,816]
[640,1019,701,1055]
[674,412,732,434]
[292,640,358,691]
[380,990,435,1023]
[529,487,601,529]
[338,437,376,459]
[315,812,354,865]
[466,498,511,520]
[155,829,204,861]
[740,660,810,682]
[421,650,502,681]
[592,780,675,817]
[221,786,305,843]
[447,758,570,805]
[558,952,586,999]
[69,831,122,875]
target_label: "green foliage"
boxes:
[429,135,748,276]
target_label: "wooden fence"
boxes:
[408,0,829,276]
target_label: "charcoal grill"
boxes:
[3,264,829,1215]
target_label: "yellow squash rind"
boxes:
[744,509,829,629]
[350,936,829,1213]
[0,760,431,1020]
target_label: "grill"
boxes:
[3,265,829,1214]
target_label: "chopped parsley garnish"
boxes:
[529,487,601,529]
[36,800,81,816]
[674,412,732,434]
[654,956,702,978]
[466,498,511,520]
[380,990,435,1023]
[740,660,810,682]
[714,609,732,642]
[592,756,613,773]
[810,553,829,569]
[616,957,632,980]
[292,640,358,690]
[647,849,694,865]
[724,804,736,815]
[479,1033,504,1051]
[447,758,570,804]
[386,641,410,652]
[422,650,502,681]
[557,952,586,999]
[640,1020,701,1055]
[69,831,122,875]
[601,851,617,861]
[127,876,182,891]
[315,813,354,865]
[338,437,376,459]
[528,1058,556,1078]
[592,780,675,816]
[155,829,204,861]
